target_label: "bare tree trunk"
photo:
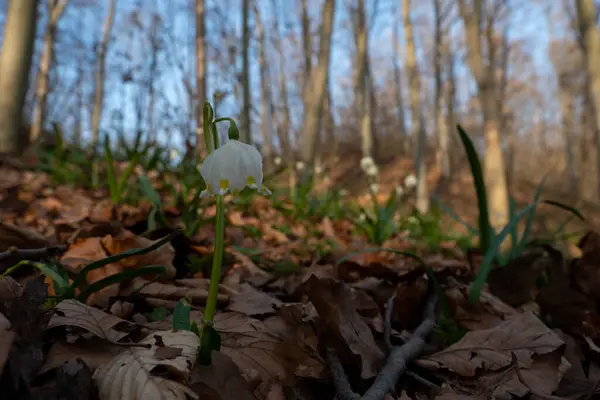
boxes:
[300,0,312,105]
[353,0,374,161]
[0,0,39,154]
[445,49,457,164]
[195,0,206,157]
[147,13,159,141]
[433,0,450,180]
[299,0,336,175]
[271,0,291,158]
[576,0,600,197]
[240,0,251,144]
[458,0,509,231]
[403,0,429,213]
[91,0,116,149]
[253,2,273,167]
[31,0,68,143]
[392,4,407,150]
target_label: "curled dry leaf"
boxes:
[226,283,283,317]
[0,312,14,376]
[47,299,138,343]
[121,277,228,306]
[190,351,256,400]
[93,329,200,400]
[418,312,564,377]
[302,275,385,379]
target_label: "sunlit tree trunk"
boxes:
[458,0,509,231]
[31,0,68,143]
[433,0,450,180]
[392,5,408,151]
[576,0,600,197]
[299,0,335,178]
[91,0,116,149]
[0,0,39,154]
[271,0,291,158]
[254,2,273,167]
[195,0,206,157]
[403,0,429,213]
[240,0,251,144]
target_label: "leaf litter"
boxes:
[1,161,600,400]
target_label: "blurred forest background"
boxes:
[0,0,599,231]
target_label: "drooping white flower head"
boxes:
[395,185,404,197]
[370,183,379,194]
[199,139,271,198]
[296,161,305,171]
[274,156,282,166]
[360,156,379,177]
[404,174,417,189]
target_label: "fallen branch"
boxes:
[0,245,68,271]
[327,291,438,400]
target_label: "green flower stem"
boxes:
[202,193,225,327]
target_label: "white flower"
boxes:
[404,174,417,189]
[395,185,404,196]
[360,156,378,177]
[199,139,271,198]
[339,189,348,197]
[359,213,367,222]
[370,183,379,194]
[315,165,323,175]
[169,149,180,162]
[296,161,305,171]
[274,156,282,166]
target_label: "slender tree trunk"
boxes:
[354,0,374,161]
[392,5,408,150]
[433,0,450,180]
[0,0,39,154]
[300,0,312,105]
[271,0,291,158]
[91,0,116,149]
[458,0,509,231]
[240,0,251,144]
[253,3,273,167]
[299,0,336,175]
[195,0,206,157]
[403,0,429,213]
[576,0,600,197]
[31,0,68,143]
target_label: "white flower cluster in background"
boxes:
[360,156,379,177]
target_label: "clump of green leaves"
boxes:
[350,188,399,246]
[37,124,90,185]
[2,231,178,307]
[452,125,584,303]
[104,133,141,205]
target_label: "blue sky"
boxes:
[0,0,576,151]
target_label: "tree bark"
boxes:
[0,0,39,154]
[31,0,68,143]
[299,0,336,175]
[240,0,251,144]
[91,0,116,149]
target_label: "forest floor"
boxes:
[0,146,599,400]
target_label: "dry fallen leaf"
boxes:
[302,275,385,379]
[47,299,138,343]
[226,283,282,316]
[418,312,564,377]
[0,311,14,376]
[93,329,200,400]
[122,277,228,306]
[190,351,256,400]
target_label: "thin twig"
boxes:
[327,291,438,400]
[383,293,396,352]
[0,245,68,273]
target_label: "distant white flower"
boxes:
[339,189,348,197]
[169,149,180,162]
[404,174,417,189]
[370,183,379,194]
[360,156,378,177]
[315,165,323,175]
[199,139,271,198]
[274,156,282,166]
[359,213,367,222]
[296,161,305,171]
[395,185,404,197]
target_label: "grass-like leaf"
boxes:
[457,124,492,253]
